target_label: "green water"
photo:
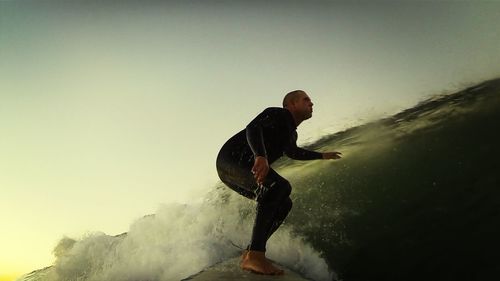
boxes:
[281,79,500,281]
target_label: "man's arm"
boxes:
[245,108,281,184]
[286,147,342,160]
[284,131,321,160]
[245,108,278,159]
[285,131,342,160]
[285,146,323,160]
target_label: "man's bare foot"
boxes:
[240,250,248,267]
[240,250,284,275]
[240,250,275,263]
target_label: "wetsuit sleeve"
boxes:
[285,131,323,160]
[245,108,279,158]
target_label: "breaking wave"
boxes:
[19,78,500,281]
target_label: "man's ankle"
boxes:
[247,250,266,258]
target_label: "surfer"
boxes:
[216,90,342,275]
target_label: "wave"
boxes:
[19,78,500,281]
[19,189,333,281]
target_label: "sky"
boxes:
[1,0,500,280]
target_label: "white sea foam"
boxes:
[22,185,334,281]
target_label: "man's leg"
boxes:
[240,196,291,266]
[250,169,292,252]
[218,166,292,251]
[216,157,258,200]
[217,158,287,274]
[266,197,292,240]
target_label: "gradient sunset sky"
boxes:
[1,1,500,280]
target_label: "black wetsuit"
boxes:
[216,107,322,251]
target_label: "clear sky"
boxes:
[1,1,499,280]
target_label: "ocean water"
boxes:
[19,79,500,281]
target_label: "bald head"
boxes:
[282,90,306,108]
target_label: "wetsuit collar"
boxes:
[284,108,297,129]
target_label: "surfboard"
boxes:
[181,257,312,281]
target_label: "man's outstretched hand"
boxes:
[252,156,269,185]
[322,152,342,159]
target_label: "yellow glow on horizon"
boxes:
[0,260,29,281]
[0,273,22,281]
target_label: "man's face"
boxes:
[293,92,314,120]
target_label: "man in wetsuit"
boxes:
[216,90,342,275]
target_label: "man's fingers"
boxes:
[324,151,342,159]
[255,174,263,185]
[251,160,268,183]
[253,170,268,185]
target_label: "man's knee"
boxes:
[276,178,292,198]
[258,178,292,203]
